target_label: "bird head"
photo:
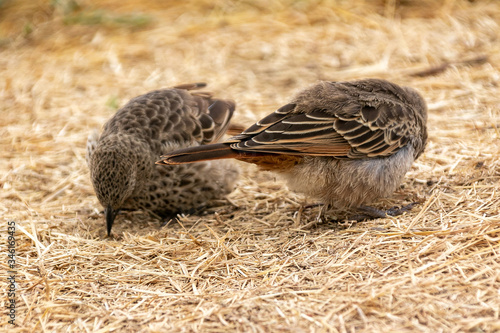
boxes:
[89,141,137,236]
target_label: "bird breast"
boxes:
[279,144,416,208]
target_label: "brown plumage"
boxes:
[157,79,427,216]
[87,83,239,236]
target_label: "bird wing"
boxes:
[193,98,235,145]
[172,83,236,144]
[226,101,412,158]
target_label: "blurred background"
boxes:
[2,0,496,125]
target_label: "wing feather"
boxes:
[227,85,417,159]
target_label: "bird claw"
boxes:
[349,202,419,221]
[386,202,418,216]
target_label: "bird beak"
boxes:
[105,205,117,236]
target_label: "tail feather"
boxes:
[157,143,239,165]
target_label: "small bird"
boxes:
[87,83,239,236]
[157,79,428,218]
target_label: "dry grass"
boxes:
[1,0,500,332]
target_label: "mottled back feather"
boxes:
[97,86,235,157]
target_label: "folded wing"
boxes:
[226,101,413,159]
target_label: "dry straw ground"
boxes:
[1,0,500,332]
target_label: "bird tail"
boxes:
[156,143,240,165]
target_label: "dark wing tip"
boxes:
[173,82,207,90]
[105,205,117,236]
[208,100,235,124]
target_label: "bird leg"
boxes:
[349,202,418,221]
[300,203,327,222]
[316,204,326,223]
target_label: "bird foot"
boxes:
[349,202,418,221]
[159,213,179,227]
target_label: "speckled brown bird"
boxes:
[87,83,239,236]
[157,79,427,218]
